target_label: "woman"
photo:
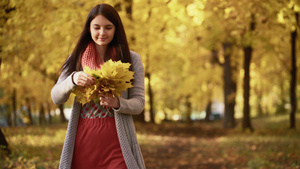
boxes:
[51,4,146,169]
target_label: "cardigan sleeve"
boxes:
[51,68,76,105]
[114,51,145,115]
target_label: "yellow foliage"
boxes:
[72,60,134,104]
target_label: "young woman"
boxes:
[51,4,146,169]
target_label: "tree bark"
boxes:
[290,12,298,129]
[47,102,52,124]
[223,42,237,128]
[185,96,192,124]
[0,128,10,156]
[242,14,255,131]
[39,103,45,125]
[242,46,254,131]
[11,88,17,126]
[146,72,155,123]
[25,98,33,125]
[0,57,1,74]
[257,94,264,117]
[205,100,212,122]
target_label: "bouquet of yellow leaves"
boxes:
[72,60,134,104]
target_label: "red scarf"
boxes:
[81,42,103,70]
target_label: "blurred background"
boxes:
[0,0,300,168]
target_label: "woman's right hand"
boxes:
[73,71,95,86]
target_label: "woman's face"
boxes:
[90,15,115,46]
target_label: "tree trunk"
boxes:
[0,128,10,156]
[290,12,298,129]
[146,72,155,123]
[124,0,144,122]
[39,103,45,125]
[11,88,17,126]
[257,95,264,117]
[185,96,192,124]
[223,42,237,128]
[205,100,212,122]
[133,110,146,123]
[47,102,52,124]
[242,14,255,131]
[242,46,254,131]
[59,104,66,123]
[26,98,33,125]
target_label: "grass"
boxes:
[0,114,300,169]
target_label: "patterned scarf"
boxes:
[81,42,103,70]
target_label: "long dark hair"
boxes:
[60,4,131,76]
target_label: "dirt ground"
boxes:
[134,121,300,169]
[136,121,230,169]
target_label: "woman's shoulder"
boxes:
[130,50,140,58]
[130,50,142,62]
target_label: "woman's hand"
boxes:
[99,93,120,109]
[73,71,95,86]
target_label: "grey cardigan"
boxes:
[51,51,146,169]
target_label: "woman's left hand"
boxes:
[99,93,120,109]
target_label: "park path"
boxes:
[135,122,236,169]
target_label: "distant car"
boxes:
[210,101,224,120]
[209,111,223,120]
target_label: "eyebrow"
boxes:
[92,24,114,27]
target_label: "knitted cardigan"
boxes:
[51,51,146,169]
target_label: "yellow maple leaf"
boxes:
[72,60,134,104]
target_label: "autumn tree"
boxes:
[1,0,299,127]
[0,128,10,157]
[267,0,299,128]
[288,6,299,129]
[0,0,13,155]
[202,0,241,128]
[133,0,175,123]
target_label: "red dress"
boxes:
[71,102,127,169]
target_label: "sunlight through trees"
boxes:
[0,0,299,128]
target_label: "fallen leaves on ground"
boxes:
[1,115,300,169]
[135,120,300,169]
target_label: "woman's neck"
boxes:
[95,44,107,62]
